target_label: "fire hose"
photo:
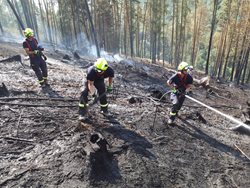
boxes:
[185,95,250,131]
[152,90,250,133]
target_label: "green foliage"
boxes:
[0,0,249,84]
[217,0,230,27]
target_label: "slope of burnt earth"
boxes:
[0,42,249,188]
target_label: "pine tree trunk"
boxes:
[241,47,250,84]
[174,0,180,67]
[230,33,240,82]
[170,1,175,65]
[7,0,25,29]
[84,0,100,57]
[141,1,149,58]
[43,0,53,44]
[129,0,134,57]
[224,1,240,79]
[191,0,198,65]
[162,0,166,66]
[0,22,4,34]
[205,0,218,75]
[38,0,48,42]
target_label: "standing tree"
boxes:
[84,0,100,57]
[205,0,219,75]
[6,0,25,30]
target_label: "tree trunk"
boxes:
[30,0,39,38]
[194,8,203,66]
[162,0,167,66]
[84,0,100,57]
[6,0,25,30]
[0,21,4,34]
[241,47,250,84]
[38,0,48,42]
[124,1,129,55]
[13,0,25,35]
[151,0,158,64]
[129,0,134,57]
[230,33,240,82]
[170,1,175,65]
[191,0,198,65]
[223,1,240,79]
[20,1,33,29]
[174,0,180,67]
[205,0,218,75]
[140,2,148,57]
[246,67,250,84]
[43,0,53,44]
[235,22,249,84]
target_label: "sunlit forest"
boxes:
[0,0,249,84]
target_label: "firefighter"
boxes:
[167,62,193,124]
[79,58,114,121]
[23,28,48,87]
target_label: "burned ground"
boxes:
[0,42,250,188]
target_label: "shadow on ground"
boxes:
[89,150,122,185]
[177,117,248,162]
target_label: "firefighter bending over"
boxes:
[79,58,114,122]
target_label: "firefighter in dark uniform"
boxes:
[167,62,193,124]
[23,28,48,87]
[79,58,114,121]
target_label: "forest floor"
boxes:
[0,41,250,188]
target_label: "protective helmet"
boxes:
[94,58,108,72]
[178,61,189,71]
[24,28,34,37]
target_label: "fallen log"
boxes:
[193,76,210,88]
[0,54,24,67]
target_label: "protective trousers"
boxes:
[169,93,185,120]
[30,57,48,84]
[79,80,108,116]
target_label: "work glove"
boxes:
[33,50,40,55]
[107,85,113,93]
[172,88,180,95]
[172,87,185,95]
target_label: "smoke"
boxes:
[0,34,24,44]
[0,29,125,65]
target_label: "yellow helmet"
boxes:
[178,61,189,71]
[94,58,108,72]
[24,28,34,37]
